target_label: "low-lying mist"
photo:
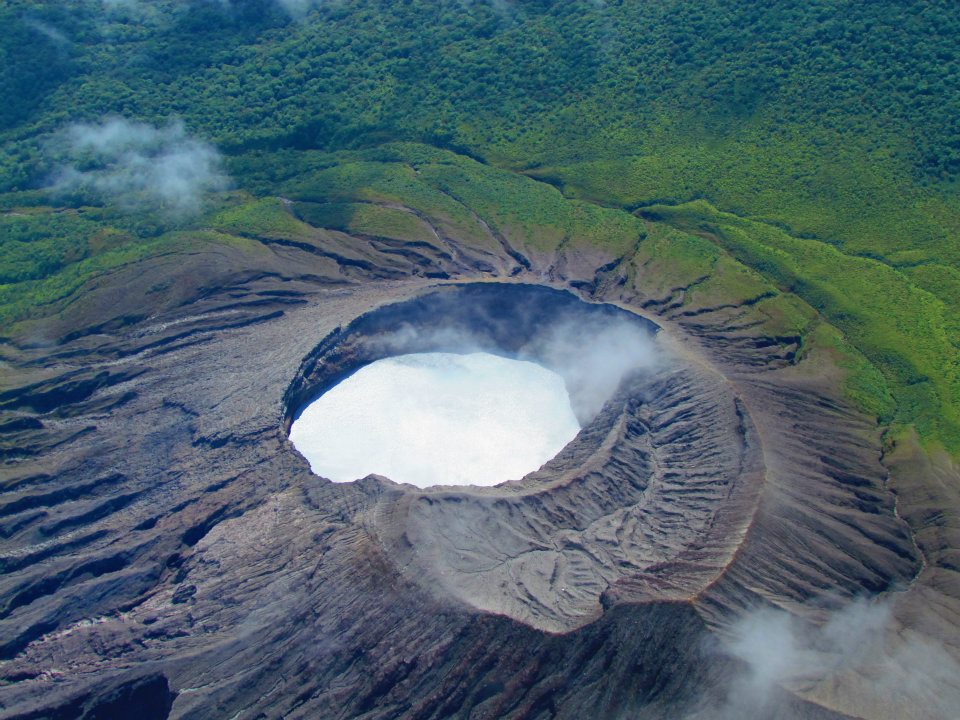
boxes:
[525,318,657,423]
[46,116,228,217]
[698,597,960,720]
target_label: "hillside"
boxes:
[2,3,960,718]
[2,0,957,452]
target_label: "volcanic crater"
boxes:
[0,197,950,719]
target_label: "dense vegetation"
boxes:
[1,0,958,453]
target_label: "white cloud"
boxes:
[49,117,229,217]
[24,18,69,45]
[368,313,658,425]
[94,0,328,22]
[274,0,322,17]
[706,598,960,719]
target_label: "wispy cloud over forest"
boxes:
[47,117,228,217]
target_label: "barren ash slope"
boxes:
[1,1,960,719]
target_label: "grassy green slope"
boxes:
[643,201,959,450]
[0,0,957,453]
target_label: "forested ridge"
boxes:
[1,0,958,452]
[3,1,960,177]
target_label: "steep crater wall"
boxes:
[278,283,764,631]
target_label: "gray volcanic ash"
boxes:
[0,200,955,720]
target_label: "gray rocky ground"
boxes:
[0,199,957,719]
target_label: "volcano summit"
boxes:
[1,7,959,714]
[2,202,954,719]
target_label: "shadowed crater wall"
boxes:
[284,283,658,430]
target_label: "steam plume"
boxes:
[370,313,658,425]
[527,318,657,422]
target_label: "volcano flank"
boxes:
[0,195,956,720]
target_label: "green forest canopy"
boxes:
[1,0,958,452]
